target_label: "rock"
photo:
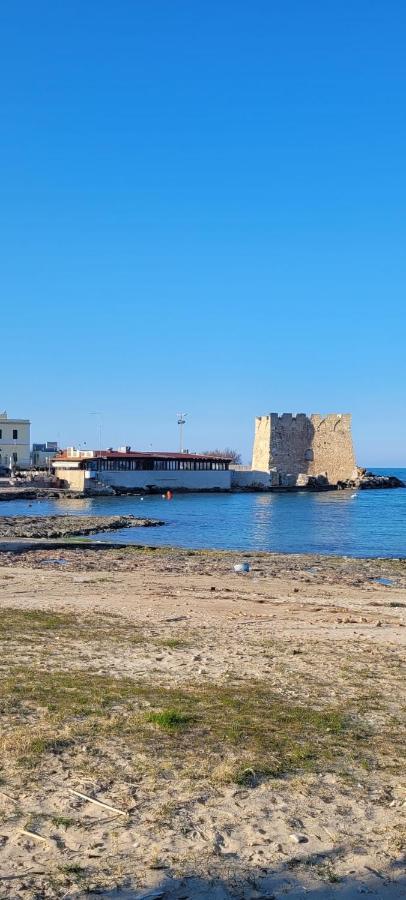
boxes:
[341,469,405,490]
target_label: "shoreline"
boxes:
[1,538,406,562]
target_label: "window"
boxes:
[0,429,2,438]
[304,449,314,462]
[12,452,18,463]
[13,429,18,440]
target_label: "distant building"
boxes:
[52,448,232,493]
[0,411,30,469]
[31,441,59,469]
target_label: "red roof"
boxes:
[55,450,232,462]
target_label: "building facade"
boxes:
[53,448,232,492]
[31,442,59,468]
[0,411,31,469]
[252,413,356,485]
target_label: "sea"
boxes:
[1,468,405,559]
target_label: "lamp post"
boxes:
[177,413,187,453]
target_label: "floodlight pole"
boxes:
[177,413,187,453]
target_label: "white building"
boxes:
[52,448,232,493]
[0,411,30,469]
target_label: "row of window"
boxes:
[0,429,19,440]
[85,458,229,472]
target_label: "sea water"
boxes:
[1,468,405,558]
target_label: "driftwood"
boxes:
[20,829,49,844]
[68,788,127,816]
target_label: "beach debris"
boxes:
[39,557,68,565]
[68,788,127,816]
[289,832,308,844]
[20,828,49,844]
[234,562,250,573]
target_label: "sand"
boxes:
[0,546,405,899]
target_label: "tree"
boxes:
[201,447,242,465]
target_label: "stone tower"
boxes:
[252,413,356,484]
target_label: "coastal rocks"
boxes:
[338,468,405,490]
[0,487,86,502]
[357,473,405,489]
[0,515,164,540]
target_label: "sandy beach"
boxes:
[0,545,405,899]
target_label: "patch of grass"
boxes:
[60,863,87,878]
[155,637,189,649]
[316,863,341,883]
[0,608,79,640]
[51,816,76,830]
[147,708,194,731]
[0,607,146,647]
[0,663,393,785]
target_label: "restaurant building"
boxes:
[52,447,232,493]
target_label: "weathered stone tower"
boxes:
[252,413,356,485]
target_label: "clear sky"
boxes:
[1,1,405,465]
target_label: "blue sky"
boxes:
[1,1,405,465]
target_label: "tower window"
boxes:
[304,448,314,462]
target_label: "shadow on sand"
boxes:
[81,848,406,899]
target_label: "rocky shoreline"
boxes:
[0,514,163,539]
[0,486,85,502]
[350,471,405,489]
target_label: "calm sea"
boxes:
[1,468,405,558]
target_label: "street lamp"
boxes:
[177,413,187,453]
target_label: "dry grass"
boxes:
[0,608,403,789]
[0,658,399,787]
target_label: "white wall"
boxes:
[92,469,231,492]
[0,417,30,468]
[230,468,270,489]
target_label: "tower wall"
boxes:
[251,416,272,471]
[251,412,356,484]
